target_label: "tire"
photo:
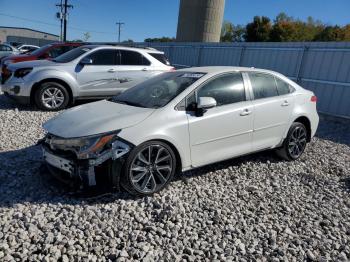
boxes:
[34,82,70,111]
[276,122,308,161]
[121,141,177,196]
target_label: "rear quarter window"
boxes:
[149,53,170,65]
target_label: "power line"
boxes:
[0,13,115,35]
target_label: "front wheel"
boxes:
[121,141,177,196]
[34,82,70,111]
[276,122,308,161]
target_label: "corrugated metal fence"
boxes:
[137,42,350,118]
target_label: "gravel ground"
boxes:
[0,94,349,261]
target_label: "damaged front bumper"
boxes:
[40,136,133,190]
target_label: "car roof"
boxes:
[178,66,284,77]
[80,45,164,54]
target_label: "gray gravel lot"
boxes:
[0,94,349,261]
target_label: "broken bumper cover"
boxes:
[41,137,133,189]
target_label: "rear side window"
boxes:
[87,49,119,65]
[197,73,246,106]
[275,77,293,95]
[249,73,278,99]
[149,53,170,65]
[119,50,150,66]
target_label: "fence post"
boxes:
[169,45,174,65]
[197,45,203,66]
[296,46,309,83]
[238,45,246,66]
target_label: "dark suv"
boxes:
[1,42,83,84]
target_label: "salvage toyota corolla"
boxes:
[41,66,319,196]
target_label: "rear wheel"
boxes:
[276,122,308,161]
[121,141,176,196]
[34,82,69,111]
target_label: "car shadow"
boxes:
[0,143,283,207]
[315,114,350,146]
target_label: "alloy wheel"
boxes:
[129,145,173,193]
[288,126,307,158]
[41,87,65,109]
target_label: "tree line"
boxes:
[221,13,350,42]
[144,13,350,42]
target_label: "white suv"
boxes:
[2,45,173,110]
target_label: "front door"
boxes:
[187,72,254,167]
[76,49,120,97]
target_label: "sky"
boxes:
[0,0,349,42]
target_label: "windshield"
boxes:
[111,71,205,109]
[53,46,93,63]
[30,44,52,56]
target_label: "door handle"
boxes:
[107,69,117,73]
[281,100,290,106]
[142,68,148,71]
[240,109,252,116]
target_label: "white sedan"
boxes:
[42,66,319,196]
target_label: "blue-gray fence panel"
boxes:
[135,42,350,118]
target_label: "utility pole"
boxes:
[116,21,125,43]
[56,0,73,42]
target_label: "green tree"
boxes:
[221,21,234,42]
[314,26,346,41]
[144,37,175,42]
[82,32,91,42]
[245,16,272,42]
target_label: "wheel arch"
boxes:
[30,78,74,105]
[292,115,312,142]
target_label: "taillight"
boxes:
[310,95,317,102]
[169,67,176,71]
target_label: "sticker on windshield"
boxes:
[181,73,205,78]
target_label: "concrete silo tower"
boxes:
[176,0,225,42]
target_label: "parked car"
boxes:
[2,45,173,110]
[17,44,40,54]
[41,66,319,196]
[1,42,83,80]
[0,43,19,59]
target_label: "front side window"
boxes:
[197,73,246,106]
[249,72,278,99]
[86,49,119,65]
[119,50,150,66]
[111,71,205,109]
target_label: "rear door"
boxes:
[76,49,120,97]
[247,72,295,150]
[115,50,159,91]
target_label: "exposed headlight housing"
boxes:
[14,68,33,78]
[46,131,120,159]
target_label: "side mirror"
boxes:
[79,57,93,65]
[197,97,217,109]
[195,97,217,117]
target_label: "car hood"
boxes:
[3,54,36,62]
[8,60,61,70]
[43,100,155,138]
